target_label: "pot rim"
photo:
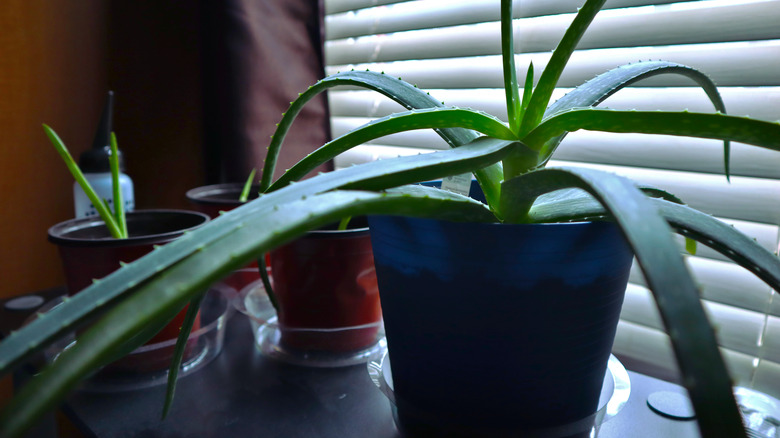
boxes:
[185,183,261,205]
[304,216,370,238]
[48,209,209,248]
[369,215,610,229]
[187,184,369,236]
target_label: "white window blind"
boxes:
[323,0,780,399]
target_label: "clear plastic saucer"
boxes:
[368,351,631,437]
[234,279,387,367]
[29,286,232,392]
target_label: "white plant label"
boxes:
[441,173,472,196]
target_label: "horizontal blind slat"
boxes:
[613,320,780,400]
[325,0,408,15]
[329,117,448,149]
[330,120,780,181]
[325,0,746,40]
[329,87,780,121]
[668,218,775,263]
[620,283,780,359]
[327,0,780,64]
[555,133,780,180]
[547,160,780,224]
[332,143,430,169]
[326,40,780,89]
[628,257,779,316]
[644,217,778,263]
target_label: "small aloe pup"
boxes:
[43,125,129,239]
[2,0,780,437]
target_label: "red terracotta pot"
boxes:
[270,217,381,352]
[48,209,210,370]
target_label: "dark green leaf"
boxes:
[258,70,504,217]
[519,0,606,135]
[268,107,515,191]
[539,61,730,176]
[0,138,517,382]
[525,109,780,158]
[501,0,521,134]
[162,292,206,419]
[502,167,745,438]
[0,188,494,438]
[239,169,257,203]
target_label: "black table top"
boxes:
[2,289,701,438]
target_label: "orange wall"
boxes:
[0,0,107,420]
[0,1,109,299]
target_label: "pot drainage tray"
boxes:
[234,279,387,368]
[28,286,232,392]
[368,351,631,437]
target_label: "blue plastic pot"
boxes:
[368,184,633,437]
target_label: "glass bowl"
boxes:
[28,286,232,392]
[234,279,387,367]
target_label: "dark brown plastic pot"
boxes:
[269,217,381,352]
[185,182,260,219]
[186,183,266,292]
[48,209,210,370]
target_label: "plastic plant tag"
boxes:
[440,173,472,196]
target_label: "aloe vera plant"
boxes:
[238,168,257,203]
[2,0,780,436]
[43,125,129,239]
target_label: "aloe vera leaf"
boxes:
[0,140,517,432]
[0,137,518,379]
[527,184,690,253]
[501,0,521,134]
[99,303,185,368]
[42,124,123,238]
[268,107,516,191]
[502,167,746,437]
[0,295,185,438]
[101,199,113,217]
[538,61,730,176]
[526,185,683,222]
[656,200,780,292]
[337,217,351,231]
[637,186,697,255]
[258,256,278,310]
[162,292,206,419]
[545,62,725,117]
[519,62,534,122]
[335,137,521,194]
[239,168,257,203]
[260,70,474,190]
[258,70,503,214]
[109,132,127,238]
[0,189,494,438]
[525,109,780,155]
[519,0,607,135]
[528,187,780,293]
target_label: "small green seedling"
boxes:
[43,124,128,238]
[238,168,257,203]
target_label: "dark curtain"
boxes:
[200,0,332,184]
